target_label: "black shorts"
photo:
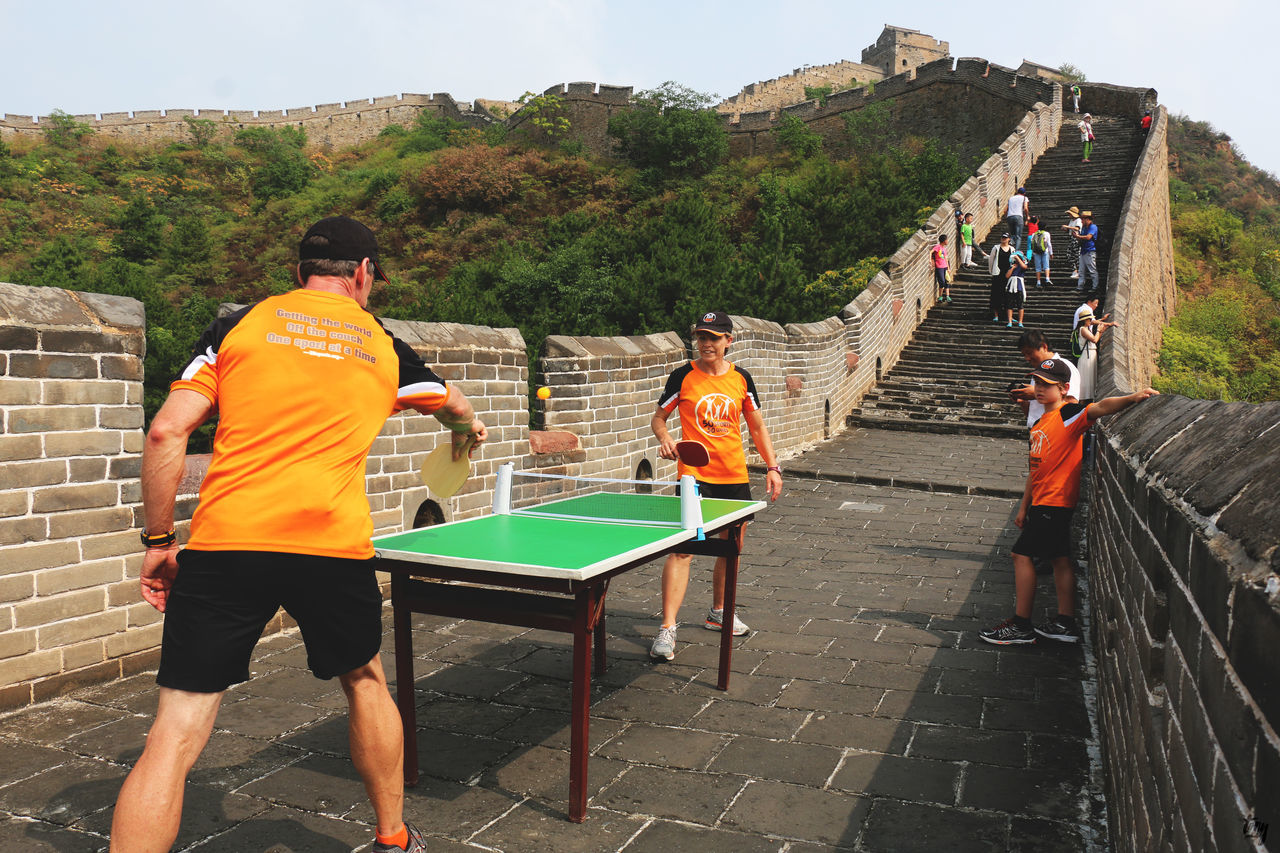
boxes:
[1011,506,1075,559]
[1005,288,1026,310]
[677,480,753,501]
[157,549,383,692]
[934,267,949,287]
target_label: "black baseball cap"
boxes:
[299,216,388,281]
[693,311,733,336]
[1028,358,1072,385]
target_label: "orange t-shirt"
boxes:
[659,361,761,484]
[1028,402,1094,508]
[172,289,449,558]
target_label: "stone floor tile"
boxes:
[794,712,913,754]
[859,799,1009,853]
[961,764,1087,820]
[492,708,626,751]
[776,680,882,714]
[0,758,123,825]
[830,752,960,804]
[595,723,727,770]
[623,819,783,853]
[479,744,626,804]
[595,764,746,823]
[471,800,643,852]
[752,651,852,683]
[1008,816,1089,852]
[908,724,1027,767]
[414,664,529,700]
[708,735,843,786]
[720,780,869,847]
[181,803,373,853]
[212,693,333,740]
[688,698,809,740]
[874,690,983,726]
[0,814,105,853]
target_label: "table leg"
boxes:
[569,586,596,822]
[592,579,609,677]
[392,575,419,787]
[717,522,743,691]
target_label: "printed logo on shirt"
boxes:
[1029,429,1048,458]
[695,393,737,437]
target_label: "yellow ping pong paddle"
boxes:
[419,435,476,498]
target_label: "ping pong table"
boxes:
[373,488,765,822]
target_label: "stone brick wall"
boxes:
[1089,395,1280,852]
[1,93,492,149]
[1098,106,1176,397]
[0,283,152,708]
[716,59,887,117]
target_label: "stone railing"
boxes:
[1089,395,1280,852]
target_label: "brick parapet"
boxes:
[1089,395,1279,852]
[0,93,491,149]
[1099,106,1175,396]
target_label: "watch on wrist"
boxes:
[766,466,782,475]
[140,529,177,549]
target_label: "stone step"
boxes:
[846,412,1028,439]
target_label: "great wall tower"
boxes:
[1,26,1276,852]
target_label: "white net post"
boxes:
[679,475,705,540]
[493,463,513,515]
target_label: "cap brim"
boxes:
[693,327,729,336]
[370,258,389,282]
[1027,370,1064,384]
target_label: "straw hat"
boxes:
[1065,206,1080,217]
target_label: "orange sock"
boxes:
[376,824,408,849]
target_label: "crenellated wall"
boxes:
[1089,396,1280,853]
[1098,105,1177,396]
[0,93,493,149]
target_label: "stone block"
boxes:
[40,329,130,354]
[0,434,42,462]
[0,326,39,350]
[0,516,47,546]
[99,406,145,430]
[14,588,104,629]
[0,378,41,404]
[106,622,162,657]
[8,354,98,380]
[6,405,97,434]
[34,558,126,597]
[6,459,67,489]
[42,430,123,458]
[1187,535,1231,645]
[61,639,106,671]
[0,649,61,685]
[0,573,34,605]
[37,610,127,648]
[68,458,109,483]
[42,380,126,406]
[31,482,120,513]
[101,355,143,381]
[1,541,80,576]
[0,628,36,660]
[1227,581,1280,727]
[528,430,581,455]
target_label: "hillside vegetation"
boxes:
[0,93,976,441]
[1157,115,1280,401]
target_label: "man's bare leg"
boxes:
[340,655,405,837]
[110,687,222,853]
[660,553,693,627]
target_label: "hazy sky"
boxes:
[5,0,1278,176]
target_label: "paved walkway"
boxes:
[0,429,1105,852]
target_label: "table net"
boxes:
[497,466,702,532]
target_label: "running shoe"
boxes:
[1034,616,1082,644]
[979,617,1037,645]
[945,295,952,303]
[373,822,427,853]
[650,625,678,660]
[705,608,749,636]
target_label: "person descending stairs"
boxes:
[849,115,1145,437]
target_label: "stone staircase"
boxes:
[849,115,1146,437]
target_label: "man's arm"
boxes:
[413,385,488,460]
[139,389,215,611]
[1086,388,1159,420]
[744,409,783,502]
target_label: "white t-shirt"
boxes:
[1079,120,1092,142]
[1027,352,1084,427]
[1007,194,1027,218]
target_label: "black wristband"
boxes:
[140,529,177,549]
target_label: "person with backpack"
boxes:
[1071,83,1082,114]
[1079,114,1095,163]
[1005,250,1029,329]
[989,233,1018,324]
[1029,225,1053,288]
[1072,295,1115,399]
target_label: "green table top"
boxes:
[373,494,763,580]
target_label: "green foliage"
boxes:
[843,102,896,152]
[42,109,95,148]
[1058,64,1088,83]
[183,116,219,148]
[397,112,471,155]
[608,85,727,182]
[773,114,822,159]
[112,196,167,262]
[517,91,571,140]
[803,85,833,106]
[234,126,312,202]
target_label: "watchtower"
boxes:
[861,25,950,76]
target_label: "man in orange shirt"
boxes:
[648,311,784,660]
[111,217,487,853]
[980,358,1156,645]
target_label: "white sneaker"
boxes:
[650,625,677,660]
[705,608,749,636]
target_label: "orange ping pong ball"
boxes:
[537,386,551,400]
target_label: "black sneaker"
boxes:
[373,822,427,853]
[979,617,1037,645]
[1035,616,1081,644]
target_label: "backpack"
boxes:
[1032,231,1049,254]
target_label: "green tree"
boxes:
[25,236,87,290]
[1058,63,1088,83]
[773,114,822,159]
[183,116,219,148]
[42,109,95,148]
[608,84,728,181]
[516,91,571,140]
[234,126,312,201]
[112,196,167,263]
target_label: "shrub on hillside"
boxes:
[608,83,728,182]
